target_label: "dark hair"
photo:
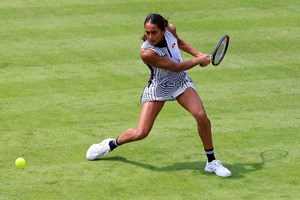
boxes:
[142,13,169,41]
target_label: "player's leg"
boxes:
[176,88,231,177]
[176,88,212,149]
[86,101,165,160]
[117,101,165,144]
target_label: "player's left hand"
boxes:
[199,54,211,67]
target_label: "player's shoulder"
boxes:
[167,23,179,39]
[167,23,175,31]
[140,48,157,61]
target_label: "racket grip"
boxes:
[199,55,212,67]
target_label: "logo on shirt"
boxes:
[172,43,176,48]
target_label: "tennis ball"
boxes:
[15,157,26,168]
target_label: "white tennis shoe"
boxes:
[205,160,231,177]
[86,138,114,160]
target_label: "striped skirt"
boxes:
[140,72,195,104]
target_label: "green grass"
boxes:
[0,0,299,199]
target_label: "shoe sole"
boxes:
[204,167,231,177]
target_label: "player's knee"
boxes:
[194,111,210,125]
[134,128,150,141]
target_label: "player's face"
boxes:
[144,22,165,46]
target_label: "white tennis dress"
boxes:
[140,30,195,104]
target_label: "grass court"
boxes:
[0,0,299,199]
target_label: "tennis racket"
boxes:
[201,35,230,66]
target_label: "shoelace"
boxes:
[214,160,223,166]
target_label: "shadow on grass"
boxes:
[101,156,202,172]
[228,149,289,178]
[98,149,288,178]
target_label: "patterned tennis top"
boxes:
[140,29,195,104]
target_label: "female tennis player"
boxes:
[86,13,231,177]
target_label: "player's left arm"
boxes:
[167,24,204,57]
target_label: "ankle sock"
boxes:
[109,139,119,151]
[205,148,216,162]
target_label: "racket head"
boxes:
[211,35,230,66]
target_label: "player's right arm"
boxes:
[140,48,208,72]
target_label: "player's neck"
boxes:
[154,36,167,47]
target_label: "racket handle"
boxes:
[199,55,212,67]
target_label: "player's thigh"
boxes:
[176,88,206,116]
[137,101,165,133]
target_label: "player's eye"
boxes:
[146,31,157,35]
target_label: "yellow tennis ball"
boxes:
[15,157,26,168]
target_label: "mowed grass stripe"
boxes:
[0,0,299,200]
